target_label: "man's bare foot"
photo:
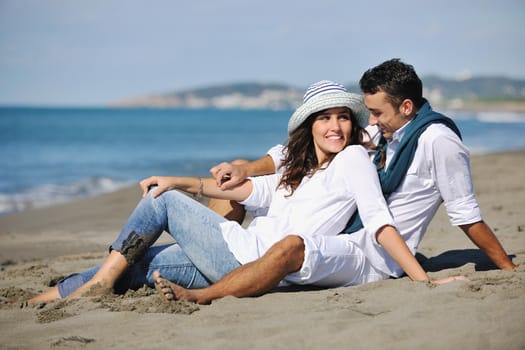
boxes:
[153,272,176,301]
[153,271,210,305]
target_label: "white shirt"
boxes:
[345,122,482,276]
[220,145,395,265]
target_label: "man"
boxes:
[154,59,517,304]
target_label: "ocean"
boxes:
[1,107,525,216]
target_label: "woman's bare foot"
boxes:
[28,286,61,304]
[153,271,210,305]
[67,250,128,299]
[67,280,113,299]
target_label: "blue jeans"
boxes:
[57,189,242,298]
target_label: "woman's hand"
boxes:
[140,176,179,198]
[430,275,469,285]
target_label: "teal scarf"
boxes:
[341,100,461,234]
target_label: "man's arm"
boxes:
[210,155,276,190]
[425,127,517,271]
[207,155,277,223]
[459,220,517,270]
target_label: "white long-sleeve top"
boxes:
[220,145,395,265]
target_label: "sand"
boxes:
[0,151,524,350]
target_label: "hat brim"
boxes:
[288,92,369,134]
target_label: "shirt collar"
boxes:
[387,119,412,145]
[387,100,430,145]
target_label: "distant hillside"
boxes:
[112,82,303,110]
[112,77,525,112]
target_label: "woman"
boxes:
[30,80,439,304]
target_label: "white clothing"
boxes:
[265,121,482,280]
[266,144,286,174]
[284,233,390,287]
[219,146,395,276]
[369,122,482,276]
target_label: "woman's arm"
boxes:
[139,176,253,201]
[375,225,429,282]
[375,225,468,284]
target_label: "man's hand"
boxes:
[210,161,248,190]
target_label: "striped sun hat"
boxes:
[287,80,369,134]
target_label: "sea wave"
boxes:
[476,112,525,123]
[0,177,134,216]
[450,111,525,123]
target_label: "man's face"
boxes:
[364,91,409,140]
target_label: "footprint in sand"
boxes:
[457,273,524,300]
[50,336,95,347]
[36,300,76,323]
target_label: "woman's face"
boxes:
[311,107,352,165]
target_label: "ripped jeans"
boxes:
[57,189,241,298]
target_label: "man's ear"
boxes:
[400,99,414,117]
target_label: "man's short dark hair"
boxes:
[359,58,425,109]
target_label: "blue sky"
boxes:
[1,0,524,106]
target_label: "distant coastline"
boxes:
[434,100,525,113]
[110,77,525,113]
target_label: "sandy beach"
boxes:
[0,151,524,350]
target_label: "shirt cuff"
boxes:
[444,194,483,225]
[365,213,397,244]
